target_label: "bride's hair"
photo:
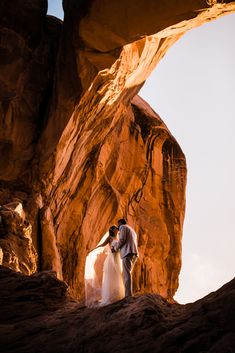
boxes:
[109,225,118,237]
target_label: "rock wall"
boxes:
[43,95,187,299]
[0,0,62,180]
[0,0,235,300]
[0,201,37,274]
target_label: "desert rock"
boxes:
[0,266,234,353]
[0,0,235,302]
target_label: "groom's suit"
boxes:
[113,224,138,297]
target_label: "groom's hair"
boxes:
[118,218,127,225]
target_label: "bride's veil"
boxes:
[85,231,109,307]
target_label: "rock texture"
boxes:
[0,200,37,274]
[0,0,62,180]
[0,266,235,353]
[42,95,187,300]
[37,0,235,299]
[0,0,62,275]
[0,0,235,302]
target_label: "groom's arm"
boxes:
[113,226,127,251]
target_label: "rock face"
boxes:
[0,200,37,274]
[0,0,62,274]
[0,266,235,353]
[0,0,61,180]
[43,95,187,299]
[0,0,235,302]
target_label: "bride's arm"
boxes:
[88,236,111,253]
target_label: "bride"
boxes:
[85,225,125,307]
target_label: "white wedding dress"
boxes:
[85,233,125,307]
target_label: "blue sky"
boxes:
[47,0,64,19]
[47,1,235,303]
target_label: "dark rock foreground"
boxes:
[0,266,234,353]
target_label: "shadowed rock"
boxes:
[0,0,62,180]
[0,266,234,353]
[0,201,37,274]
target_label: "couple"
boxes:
[85,219,138,307]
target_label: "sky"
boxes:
[47,1,235,303]
[47,0,64,19]
[140,14,235,303]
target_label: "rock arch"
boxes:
[0,0,234,300]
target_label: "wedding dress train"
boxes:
[85,233,125,307]
[100,239,125,305]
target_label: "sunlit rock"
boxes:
[0,201,37,274]
[39,206,63,279]
[37,0,235,300]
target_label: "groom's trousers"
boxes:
[122,254,137,297]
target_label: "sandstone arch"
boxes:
[0,0,235,300]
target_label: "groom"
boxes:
[112,219,138,297]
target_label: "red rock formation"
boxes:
[39,93,187,299]
[0,201,37,274]
[37,0,234,300]
[0,266,235,353]
[0,0,62,180]
[0,0,235,302]
[0,0,61,274]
